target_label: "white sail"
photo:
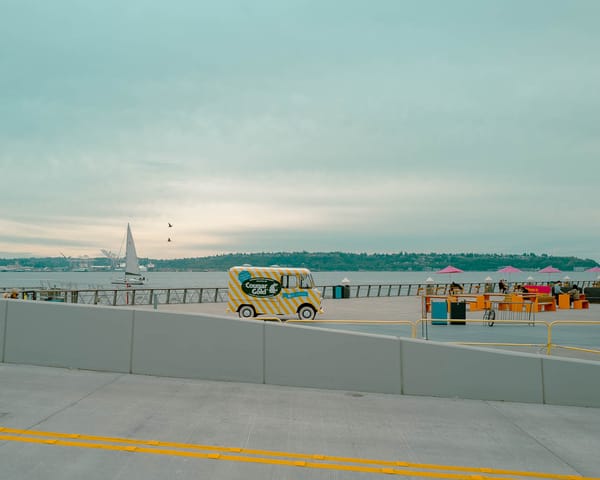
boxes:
[112,223,145,285]
[124,223,141,276]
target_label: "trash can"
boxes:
[431,301,448,325]
[449,301,466,325]
[333,285,350,299]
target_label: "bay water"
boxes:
[1,270,595,290]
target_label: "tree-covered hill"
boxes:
[2,251,597,272]
[150,251,597,272]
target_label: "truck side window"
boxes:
[300,274,312,288]
[281,275,297,288]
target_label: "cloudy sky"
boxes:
[1,0,599,261]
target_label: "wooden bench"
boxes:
[534,295,556,312]
[572,300,589,309]
[572,294,590,309]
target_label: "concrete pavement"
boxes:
[1,363,600,479]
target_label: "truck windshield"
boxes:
[300,274,314,288]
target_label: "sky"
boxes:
[1,0,599,261]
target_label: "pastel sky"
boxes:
[2,0,599,261]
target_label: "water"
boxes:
[0,270,597,290]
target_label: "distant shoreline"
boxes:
[1,251,598,274]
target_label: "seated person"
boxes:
[514,284,529,294]
[498,279,508,293]
[568,285,581,304]
[449,281,463,294]
[552,281,563,304]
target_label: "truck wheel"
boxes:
[298,305,316,320]
[239,305,255,318]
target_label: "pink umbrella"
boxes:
[436,265,464,283]
[586,266,600,272]
[497,266,522,274]
[538,265,561,282]
[497,265,522,284]
[436,265,464,274]
[538,266,561,274]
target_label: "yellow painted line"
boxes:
[0,435,525,479]
[0,427,596,480]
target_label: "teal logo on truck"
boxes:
[241,277,282,298]
[283,291,308,299]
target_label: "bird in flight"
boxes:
[168,238,172,242]
[168,222,173,227]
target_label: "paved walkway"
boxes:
[1,363,600,480]
[149,296,600,360]
[141,294,600,320]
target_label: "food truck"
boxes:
[227,265,323,320]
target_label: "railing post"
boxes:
[214,288,219,302]
[199,288,203,303]
[183,288,188,304]
[166,289,171,304]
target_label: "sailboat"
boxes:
[111,223,146,285]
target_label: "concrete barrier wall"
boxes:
[1,299,600,407]
[542,357,600,407]
[131,310,263,383]
[401,338,544,403]
[0,300,6,361]
[3,300,133,372]
[265,323,401,394]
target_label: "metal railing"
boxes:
[2,280,598,306]
[9,287,229,306]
